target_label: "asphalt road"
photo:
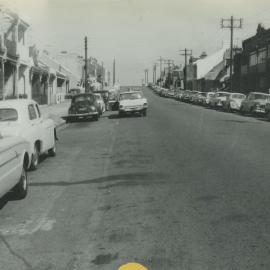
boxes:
[1,87,270,270]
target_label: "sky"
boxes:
[1,0,270,85]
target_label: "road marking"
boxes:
[0,218,56,236]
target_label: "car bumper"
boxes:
[67,112,98,118]
[119,107,147,113]
[253,108,266,113]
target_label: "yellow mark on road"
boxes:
[118,262,148,270]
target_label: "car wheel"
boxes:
[13,166,28,199]
[30,144,39,170]
[93,115,99,121]
[142,109,147,117]
[240,106,245,115]
[267,111,270,121]
[48,143,56,157]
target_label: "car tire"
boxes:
[48,143,56,157]
[142,109,147,117]
[30,144,39,170]
[13,166,28,199]
[93,115,99,121]
[240,106,245,115]
[267,111,270,121]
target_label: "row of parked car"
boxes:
[149,85,270,121]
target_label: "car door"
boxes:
[26,103,40,148]
[35,104,54,152]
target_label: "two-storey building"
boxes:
[234,24,270,93]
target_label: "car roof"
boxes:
[120,91,142,95]
[0,99,37,109]
[249,92,270,95]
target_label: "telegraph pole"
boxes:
[157,56,165,86]
[221,16,243,92]
[179,49,192,90]
[84,36,88,92]
[113,59,116,86]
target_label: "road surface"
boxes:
[1,86,270,270]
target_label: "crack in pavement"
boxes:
[0,233,33,270]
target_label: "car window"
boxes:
[120,92,143,100]
[0,108,18,121]
[35,104,41,118]
[28,104,37,120]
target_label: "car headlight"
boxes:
[90,106,96,111]
[143,103,147,107]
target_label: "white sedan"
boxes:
[0,134,31,199]
[118,91,148,116]
[0,99,56,170]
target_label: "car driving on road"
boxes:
[118,91,148,117]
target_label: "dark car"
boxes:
[65,93,99,122]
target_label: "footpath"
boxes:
[39,100,70,130]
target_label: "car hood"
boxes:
[120,98,147,106]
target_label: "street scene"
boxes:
[1,0,270,269]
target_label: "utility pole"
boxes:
[157,56,165,86]
[164,59,174,89]
[221,16,243,92]
[113,59,116,86]
[179,49,192,90]
[144,69,148,85]
[84,36,88,92]
[101,61,104,89]
[153,63,157,84]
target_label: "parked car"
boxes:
[189,91,200,103]
[65,93,99,122]
[264,102,270,121]
[175,89,185,101]
[196,92,207,105]
[94,93,106,114]
[209,91,230,109]
[240,92,270,115]
[0,99,56,170]
[108,91,119,111]
[223,93,246,112]
[182,90,192,102]
[0,134,31,199]
[203,92,215,106]
[65,87,83,99]
[118,91,148,117]
[167,89,175,98]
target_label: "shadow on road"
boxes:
[0,192,24,210]
[29,172,167,187]
[108,114,143,119]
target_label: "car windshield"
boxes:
[232,94,245,99]
[217,93,229,97]
[0,108,18,121]
[74,95,94,103]
[254,94,269,100]
[94,94,102,100]
[120,92,143,100]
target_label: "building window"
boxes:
[258,48,267,64]
[249,52,257,66]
